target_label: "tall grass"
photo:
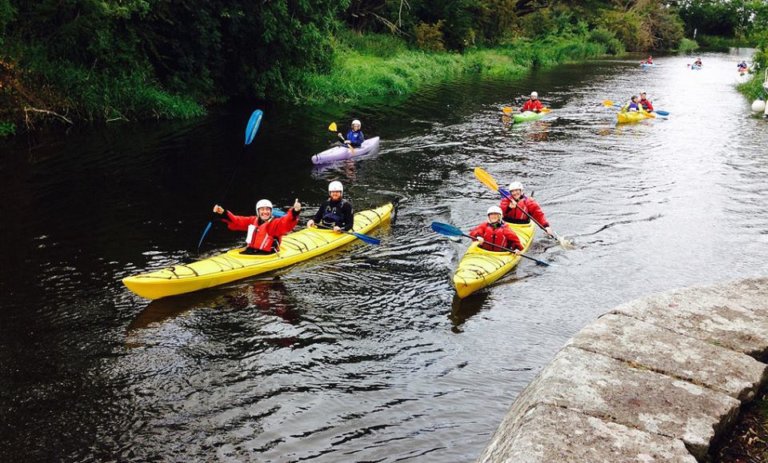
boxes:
[300,34,615,103]
[675,38,699,53]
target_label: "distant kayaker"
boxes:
[469,206,523,253]
[622,95,640,112]
[307,181,354,232]
[694,57,703,67]
[344,119,365,148]
[521,91,544,113]
[738,61,748,71]
[639,92,654,112]
[212,198,301,255]
[646,55,653,64]
[500,181,553,238]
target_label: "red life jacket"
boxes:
[521,99,543,112]
[222,210,299,252]
[500,196,549,227]
[469,221,523,252]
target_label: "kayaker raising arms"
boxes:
[307,181,354,232]
[469,206,523,253]
[343,119,365,148]
[212,198,301,255]
[500,181,554,238]
[521,91,544,113]
[639,91,654,112]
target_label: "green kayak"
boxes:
[512,110,550,123]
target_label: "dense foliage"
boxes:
[4,0,761,134]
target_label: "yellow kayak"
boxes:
[123,203,393,300]
[617,110,654,124]
[452,222,536,299]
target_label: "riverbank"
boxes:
[0,31,620,138]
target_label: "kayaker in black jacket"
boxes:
[307,181,354,232]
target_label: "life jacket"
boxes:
[223,209,299,253]
[500,195,550,227]
[246,217,280,252]
[470,221,523,252]
[321,199,348,227]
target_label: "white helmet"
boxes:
[531,91,538,98]
[487,205,503,216]
[508,181,523,191]
[328,181,343,193]
[255,199,273,211]
[352,119,361,127]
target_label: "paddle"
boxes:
[328,122,355,155]
[473,167,573,249]
[603,99,669,117]
[430,222,550,266]
[197,109,264,253]
[315,223,380,245]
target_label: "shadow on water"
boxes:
[126,279,299,347]
[449,291,490,333]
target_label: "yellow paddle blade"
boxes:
[602,100,614,107]
[473,167,499,192]
[502,107,513,115]
[328,122,337,132]
[542,107,551,113]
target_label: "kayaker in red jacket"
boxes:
[469,206,523,253]
[639,91,654,112]
[499,181,553,237]
[521,91,544,113]
[213,198,301,255]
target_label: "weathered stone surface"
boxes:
[567,313,767,400]
[480,347,740,461]
[612,278,768,358]
[476,278,768,463]
[478,405,696,463]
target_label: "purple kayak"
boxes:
[311,137,380,165]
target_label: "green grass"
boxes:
[737,73,766,101]
[299,34,614,104]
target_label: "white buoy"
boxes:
[752,99,766,113]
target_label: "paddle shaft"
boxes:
[316,223,380,245]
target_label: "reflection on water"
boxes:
[2,53,768,462]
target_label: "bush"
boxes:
[415,20,446,52]
[0,120,15,137]
[589,27,625,55]
[675,38,699,53]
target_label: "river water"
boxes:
[1,51,766,462]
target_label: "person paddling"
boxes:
[500,181,554,238]
[469,206,523,253]
[521,91,544,113]
[344,119,365,149]
[212,198,301,255]
[307,181,354,232]
[639,91,654,112]
[622,95,641,112]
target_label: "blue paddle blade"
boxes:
[655,110,670,116]
[352,232,380,245]
[431,221,463,237]
[197,221,213,252]
[272,208,286,217]
[245,109,263,145]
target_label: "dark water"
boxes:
[1,51,767,461]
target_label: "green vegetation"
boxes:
[675,38,700,53]
[302,33,616,104]
[3,0,765,136]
